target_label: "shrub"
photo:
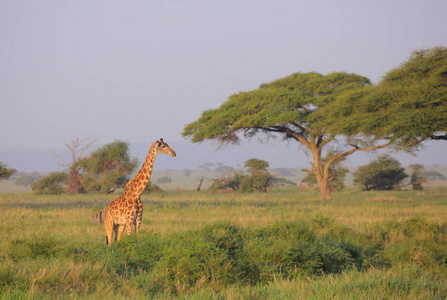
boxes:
[156,223,259,292]
[31,172,68,195]
[353,155,408,190]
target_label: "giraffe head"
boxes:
[154,138,176,157]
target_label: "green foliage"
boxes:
[0,162,16,181]
[182,72,370,144]
[239,172,271,193]
[353,155,408,191]
[142,181,163,194]
[244,159,269,174]
[210,159,272,193]
[79,140,138,194]
[210,172,244,192]
[323,47,447,145]
[30,172,68,194]
[157,223,258,290]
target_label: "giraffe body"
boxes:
[105,139,176,245]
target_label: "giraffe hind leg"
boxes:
[116,225,126,241]
[105,211,114,245]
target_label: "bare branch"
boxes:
[49,149,70,169]
[50,137,97,169]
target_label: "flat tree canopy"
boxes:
[320,47,447,146]
[183,72,390,199]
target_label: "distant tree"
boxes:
[270,177,297,187]
[0,162,16,181]
[183,169,192,177]
[210,159,272,193]
[157,176,172,184]
[239,172,271,193]
[50,137,97,194]
[409,164,426,190]
[215,165,235,176]
[79,140,138,194]
[142,182,163,194]
[199,162,215,170]
[244,159,269,174]
[422,171,446,181]
[209,172,244,192]
[274,168,294,177]
[353,155,408,191]
[31,172,68,195]
[240,159,272,192]
[15,175,40,187]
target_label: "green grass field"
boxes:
[1,187,447,299]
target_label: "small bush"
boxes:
[31,172,68,195]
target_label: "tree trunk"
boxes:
[197,177,205,191]
[310,145,332,200]
[65,167,85,194]
[316,176,331,200]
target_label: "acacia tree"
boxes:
[183,72,390,200]
[240,158,272,192]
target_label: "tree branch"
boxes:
[323,141,391,177]
[49,149,70,169]
[430,133,447,140]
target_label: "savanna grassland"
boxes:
[1,188,447,299]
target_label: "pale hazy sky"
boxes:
[1,0,446,156]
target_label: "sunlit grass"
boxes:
[1,187,446,298]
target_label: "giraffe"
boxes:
[104,138,176,245]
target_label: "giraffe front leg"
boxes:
[135,198,143,235]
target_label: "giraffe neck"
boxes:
[124,141,158,198]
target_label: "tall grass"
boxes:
[1,188,446,298]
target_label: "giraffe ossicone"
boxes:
[104,138,176,245]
